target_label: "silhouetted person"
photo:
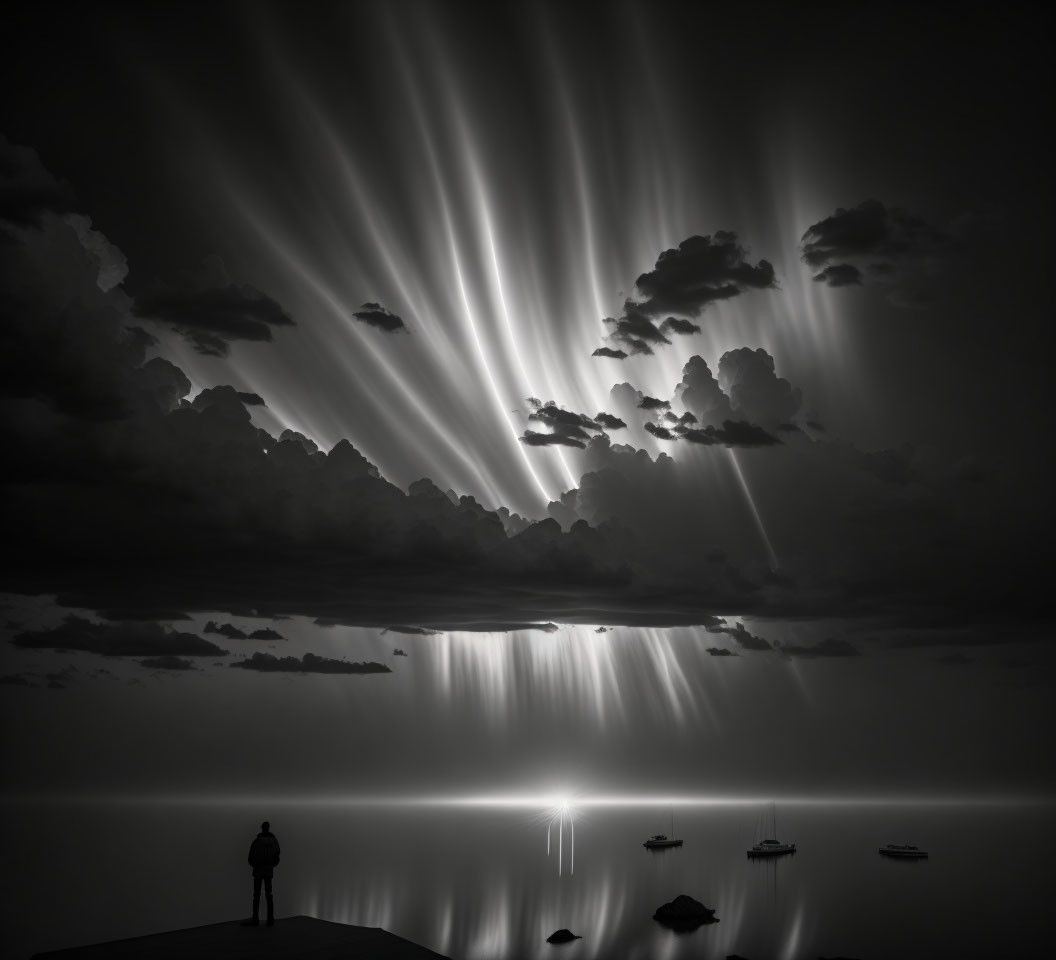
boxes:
[242,820,281,927]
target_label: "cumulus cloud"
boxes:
[602,299,670,355]
[12,617,228,657]
[718,348,802,425]
[644,422,676,440]
[801,199,949,305]
[635,232,776,316]
[592,347,628,360]
[717,622,772,651]
[352,301,406,332]
[597,233,775,354]
[249,628,284,641]
[675,356,732,427]
[594,413,626,430]
[638,396,670,411]
[204,621,247,640]
[132,255,294,356]
[237,392,266,406]
[521,429,585,448]
[521,401,611,449]
[0,136,76,229]
[659,317,701,336]
[705,647,736,657]
[230,652,391,674]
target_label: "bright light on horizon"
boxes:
[10,791,1053,808]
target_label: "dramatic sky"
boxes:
[1,1,1052,801]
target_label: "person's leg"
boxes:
[264,875,274,925]
[251,874,262,922]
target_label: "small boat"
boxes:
[643,833,683,849]
[747,803,795,858]
[747,838,796,857]
[879,843,928,859]
[643,809,683,848]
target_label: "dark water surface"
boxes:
[4,800,1050,958]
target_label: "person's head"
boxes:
[261,821,270,834]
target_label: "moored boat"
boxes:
[643,833,683,848]
[644,809,683,848]
[747,838,796,857]
[879,842,928,858]
[746,802,795,857]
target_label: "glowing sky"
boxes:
[0,0,1052,802]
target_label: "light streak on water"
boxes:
[545,798,575,875]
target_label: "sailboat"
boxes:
[746,802,795,857]
[643,809,683,848]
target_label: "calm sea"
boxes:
[4,800,1050,958]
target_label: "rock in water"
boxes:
[546,928,582,943]
[652,894,718,929]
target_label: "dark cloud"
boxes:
[718,348,802,425]
[644,422,675,441]
[383,626,441,636]
[779,636,861,658]
[12,617,228,657]
[230,652,392,674]
[681,420,780,447]
[812,263,862,287]
[0,673,33,686]
[716,622,771,651]
[638,396,670,411]
[352,301,406,333]
[801,200,943,269]
[601,299,670,355]
[675,356,732,427]
[132,257,294,356]
[0,136,77,229]
[0,167,1045,641]
[634,232,776,316]
[705,647,736,657]
[800,200,949,304]
[237,392,266,406]
[0,222,188,423]
[938,653,974,666]
[139,655,196,670]
[659,317,701,336]
[529,403,601,440]
[521,429,585,449]
[594,413,626,430]
[592,347,628,360]
[204,621,248,640]
[248,628,284,641]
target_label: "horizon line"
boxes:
[3,791,1053,808]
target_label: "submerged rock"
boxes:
[652,894,718,929]
[546,928,582,944]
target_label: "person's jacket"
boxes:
[248,832,281,877]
